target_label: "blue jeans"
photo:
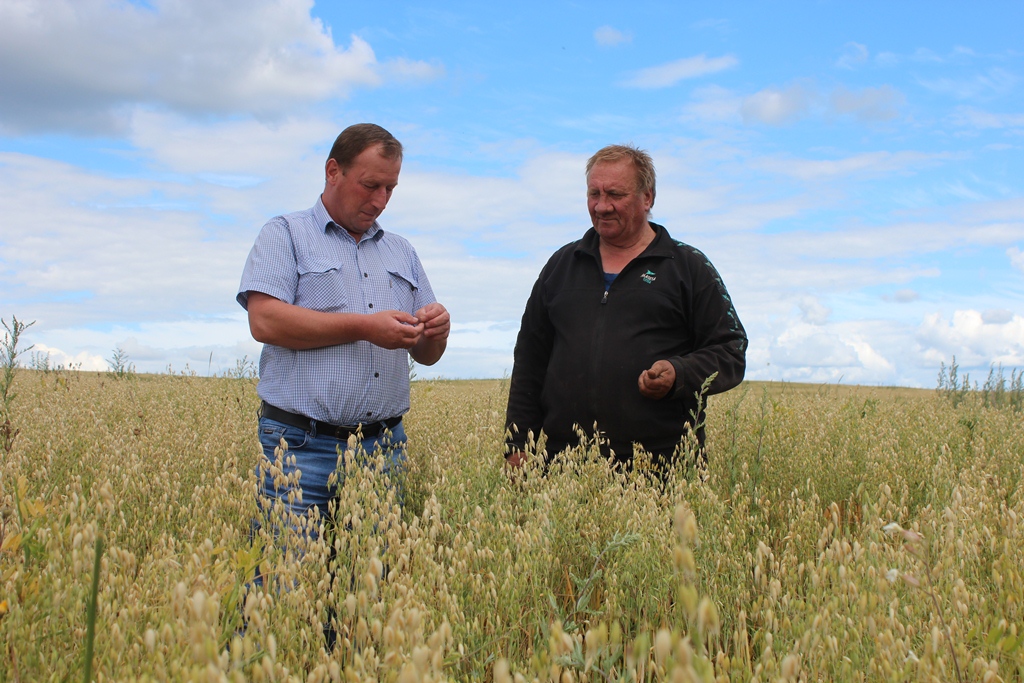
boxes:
[255,416,407,530]
[248,417,406,641]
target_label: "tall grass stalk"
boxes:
[83,535,104,683]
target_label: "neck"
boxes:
[599,223,655,274]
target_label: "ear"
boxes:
[325,158,342,185]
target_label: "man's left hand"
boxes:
[638,360,675,399]
[410,302,450,366]
[415,303,450,341]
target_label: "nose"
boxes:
[369,186,390,211]
[594,194,614,214]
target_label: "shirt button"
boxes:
[374,372,380,378]
[366,411,372,417]
[368,303,373,309]
[364,272,368,277]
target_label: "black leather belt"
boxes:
[259,401,402,440]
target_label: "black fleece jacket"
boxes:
[505,222,747,460]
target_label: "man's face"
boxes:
[587,159,653,246]
[323,144,402,236]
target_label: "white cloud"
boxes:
[983,309,1014,325]
[912,48,945,64]
[917,310,1024,367]
[830,85,905,122]
[951,106,1024,131]
[765,320,896,381]
[594,26,632,47]
[754,150,943,182]
[687,83,906,127]
[128,110,337,177]
[876,51,900,67]
[918,67,1017,100]
[26,343,107,373]
[0,152,253,328]
[798,297,832,324]
[740,85,812,126]
[836,42,869,70]
[887,289,921,303]
[691,18,730,33]
[621,54,738,89]
[0,0,435,134]
[680,85,743,124]
[379,57,445,83]
[772,325,859,368]
[27,317,262,375]
[1010,247,1024,273]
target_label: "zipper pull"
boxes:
[601,290,609,304]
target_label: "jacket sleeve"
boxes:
[504,271,555,454]
[667,254,747,401]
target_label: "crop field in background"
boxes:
[0,368,1022,682]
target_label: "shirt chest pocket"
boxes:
[295,259,348,312]
[388,268,419,314]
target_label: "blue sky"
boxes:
[1,0,1022,386]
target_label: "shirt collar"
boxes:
[313,197,384,241]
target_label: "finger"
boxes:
[414,304,439,321]
[423,313,448,329]
[391,309,419,324]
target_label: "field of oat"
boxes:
[1,366,1022,682]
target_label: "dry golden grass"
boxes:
[1,369,1022,681]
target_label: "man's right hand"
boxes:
[365,310,425,349]
[505,450,527,468]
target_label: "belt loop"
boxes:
[308,418,318,438]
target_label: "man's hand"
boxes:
[415,302,451,341]
[410,302,450,365]
[365,310,425,349]
[638,360,675,400]
[505,450,527,468]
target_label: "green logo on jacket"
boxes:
[641,270,657,284]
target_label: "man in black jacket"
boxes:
[504,144,747,473]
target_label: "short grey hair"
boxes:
[585,144,656,208]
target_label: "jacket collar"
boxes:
[575,221,676,260]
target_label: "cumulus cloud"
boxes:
[0,0,437,134]
[594,25,632,47]
[917,310,1024,367]
[740,85,812,126]
[836,42,869,70]
[772,326,859,367]
[798,296,831,324]
[621,54,738,89]
[830,85,905,122]
[767,321,895,381]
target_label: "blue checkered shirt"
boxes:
[237,198,436,425]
